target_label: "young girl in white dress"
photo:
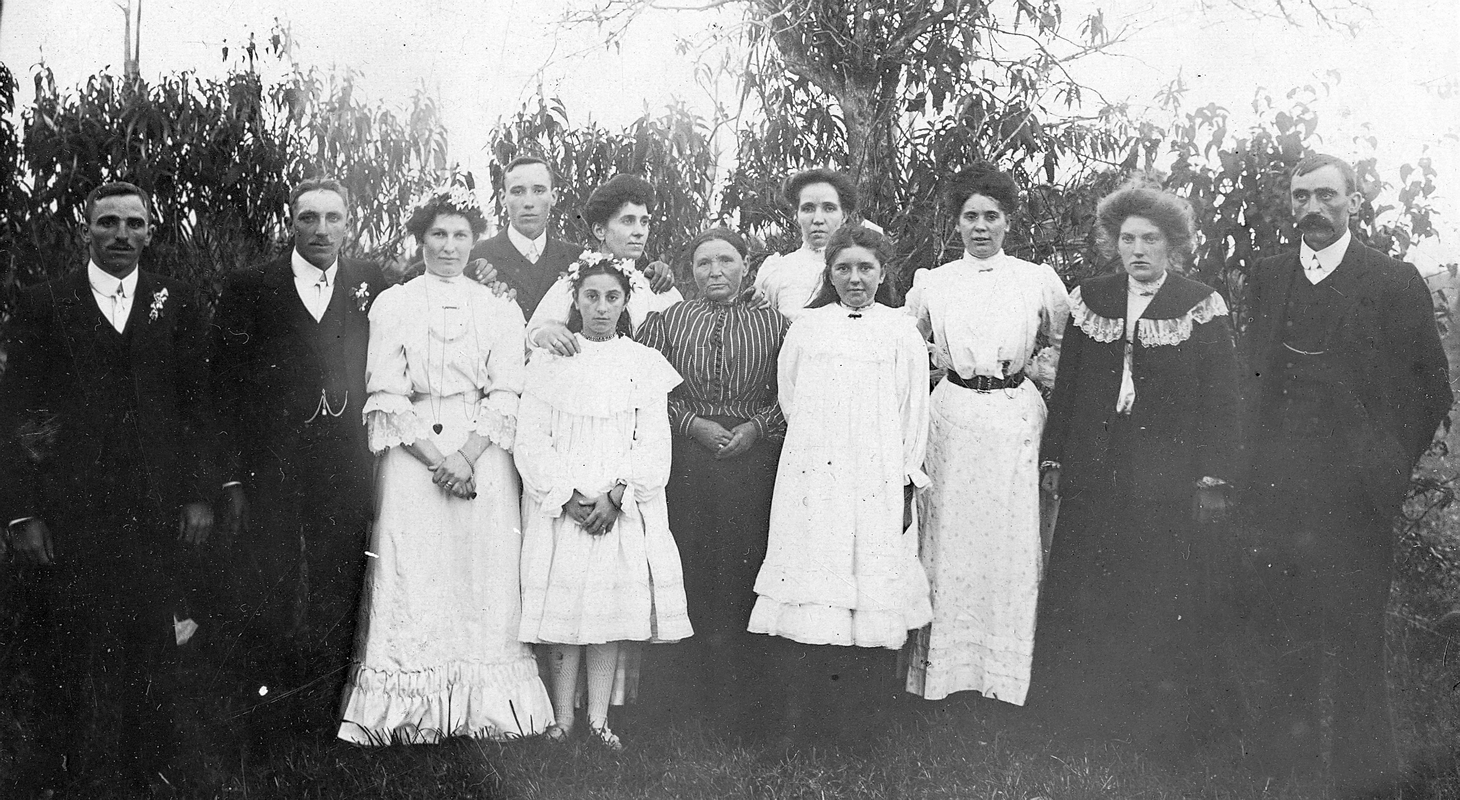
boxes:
[516,256,692,750]
[338,186,553,744]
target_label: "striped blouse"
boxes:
[636,298,789,440]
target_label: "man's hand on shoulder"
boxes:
[467,259,517,301]
[644,261,675,294]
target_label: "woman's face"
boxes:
[422,213,476,277]
[1118,215,1172,283]
[594,202,651,260]
[957,193,1008,260]
[691,238,746,304]
[574,273,628,339]
[796,182,846,251]
[828,245,884,308]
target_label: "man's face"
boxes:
[84,193,152,277]
[501,163,556,240]
[1290,164,1360,251]
[291,189,349,269]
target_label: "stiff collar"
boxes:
[291,248,339,286]
[87,260,138,298]
[1299,228,1352,274]
[962,249,1006,271]
[1127,271,1169,297]
[507,225,549,259]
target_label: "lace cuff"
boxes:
[471,403,518,452]
[366,409,430,453]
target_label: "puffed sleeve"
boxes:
[896,321,931,488]
[1027,264,1071,390]
[617,350,682,510]
[903,267,934,341]
[632,285,684,332]
[776,319,809,423]
[524,275,573,349]
[514,389,574,517]
[363,285,428,453]
[475,296,526,451]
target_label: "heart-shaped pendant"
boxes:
[433,423,443,434]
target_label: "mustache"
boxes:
[1297,214,1333,229]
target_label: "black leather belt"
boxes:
[947,371,1025,392]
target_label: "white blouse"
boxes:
[903,250,1070,389]
[362,273,526,453]
[753,247,825,321]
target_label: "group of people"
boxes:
[1,151,1450,800]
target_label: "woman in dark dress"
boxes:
[637,228,788,734]
[1034,181,1239,751]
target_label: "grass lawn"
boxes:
[8,431,1460,799]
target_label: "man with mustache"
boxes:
[212,177,386,737]
[0,182,217,795]
[1241,154,1451,796]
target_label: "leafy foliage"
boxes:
[1,30,449,306]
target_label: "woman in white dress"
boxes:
[525,174,682,356]
[750,224,931,744]
[751,168,856,321]
[902,163,1070,706]
[516,256,692,750]
[338,187,554,744]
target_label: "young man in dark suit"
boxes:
[1,182,218,796]
[211,177,386,733]
[469,155,584,319]
[1242,154,1453,796]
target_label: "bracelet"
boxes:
[452,450,475,475]
[607,481,626,509]
[1040,460,1061,472]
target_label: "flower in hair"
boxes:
[563,251,651,295]
[409,184,484,219]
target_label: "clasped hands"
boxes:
[431,451,477,499]
[564,484,626,537]
[687,417,759,460]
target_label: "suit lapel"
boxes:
[126,271,155,357]
[1311,239,1373,342]
[55,270,102,361]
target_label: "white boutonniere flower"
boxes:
[148,288,169,322]
[353,282,371,312]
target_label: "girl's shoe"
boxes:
[543,722,572,744]
[588,724,624,752]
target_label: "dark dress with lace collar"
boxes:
[1033,270,1239,749]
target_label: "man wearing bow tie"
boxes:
[1,182,218,795]
[1242,154,1452,795]
[212,177,386,734]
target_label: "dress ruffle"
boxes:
[365,405,432,453]
[1069,286,1230,348]
[470,404,517,452]
[524,339,682,418]
[338,657,554,744]
[748,588,933,650]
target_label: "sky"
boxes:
[2,0,1458,257]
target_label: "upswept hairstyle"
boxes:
[807,224,898,309]
[583,174,656,231]
[289,177,351,212]
[567,260,634,337]
[683,227,750,262]
[84,181,155,223]
[1291,153,1359,195]
[405,187,489,240]
[782,168,858,214]
[1094,177,1197,269]
[944,162,1018,216]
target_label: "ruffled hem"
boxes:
[747,596,932,650]
[471,405,517,452]
[337,657,554,745]
[1069,286,1230,347]
[366,409,431,453]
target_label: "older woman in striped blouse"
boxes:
[637,227,788,735]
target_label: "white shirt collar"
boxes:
[1299,228,1351,279]
[291,248,338,285]
[1127,271,1169,297]
[962,249,1005,271]
[88,260,138,298]
[508,225,548,259]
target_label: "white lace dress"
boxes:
[515,335,693,701]
[902,251,1070,704]
[338,274,554,744]
[748,303,933,649]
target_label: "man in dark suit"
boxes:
[212,177,386,732]
[1242,154,1452,796]
[1,182,217,795]
[469,155,584,319]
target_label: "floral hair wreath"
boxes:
[408,183,484,219]
[564,250,651,296]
